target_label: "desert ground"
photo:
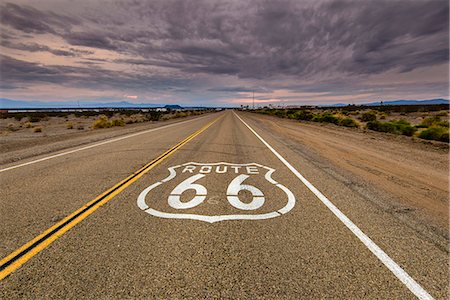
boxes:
[0,110,214,164]
[0,109,448,299]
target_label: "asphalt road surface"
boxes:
[0,110,448,299]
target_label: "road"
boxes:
[0,110,448,299]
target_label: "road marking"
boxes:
[137,162,295,222]
[168,174,208,209]
[234,112,434,300]
[227,174,265,210]
[0,115,222,280]
[0,115,211,173]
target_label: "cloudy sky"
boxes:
[0,0,448,107]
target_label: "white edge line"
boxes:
[234,111,434,300]
[0,115,210,173]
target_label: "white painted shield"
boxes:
[137,162,295,223]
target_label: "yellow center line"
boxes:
[0,114,224,280]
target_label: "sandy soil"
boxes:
[1,111,447,298]
[244,112,449,240]
[0,113,213,165]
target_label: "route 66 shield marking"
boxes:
[137,162,295,223]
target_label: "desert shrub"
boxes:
[367,121,385,132]
[33,126,42,132]
[66,122,74,129]
[274,110,287,118]
[322,113,341,124]
[396,123,417,136]
[366,120,416,136]
[433,119,449,127]
[160,114,172,121]
[257,109,270,115]
[421,116,440,127]
[111,118,125,126]
[311,114,322,122]
[378,112,387,120]
[27,113,50,122]
[339,118,359,128]
[24,122,32,128]
[77,124,85,130]
[7,123,18,131]
[175,112,187,118]
[365,121,379,131]
[29,115,43,122]
[436,111,448,117]
[287,112,297,119]
[419,116,449,128]
[437,121,449,127]
[360,111,377,122]
[418,126,449,142]
[145,111,162,121]
[92,115,111,129]
[286,109,297,116]
[367,121,396,134]
[312,113,341,124]
[440,132,449,142]
[293,110,315,121]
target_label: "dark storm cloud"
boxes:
[0,54,194,91]
[113,58,185,69]
[337,0,449,74]
[208,87,255,93]
[0,2,79,34]
[63,32,118,50]
[111,0,448,78]
[0,55,62,84]
[2,40,80,56]
[2,0,448,79]
[0,0,448,103]
[207,87,273,93]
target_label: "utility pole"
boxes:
[253,90,255,110]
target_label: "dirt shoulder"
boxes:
[244,112,449,239]
[0,113,213,165]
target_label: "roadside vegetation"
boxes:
[366,120,416,136]
[253,105,449,143]
[259,108,361,127]
[90,110,207,129]
[0,109,215,135]
[416,116,449,142]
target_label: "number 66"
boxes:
[168,174,265,210]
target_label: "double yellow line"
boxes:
[0,115,223,280]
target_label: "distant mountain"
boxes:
[321,98,449,107]
[0,98,165,109]
[164,104,183,109]
[365,99,449,106]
